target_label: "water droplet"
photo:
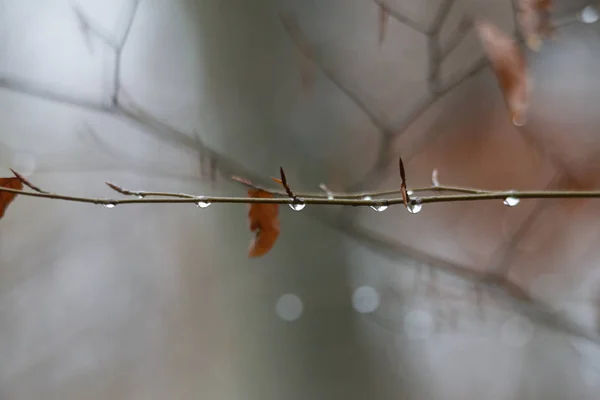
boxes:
[406,190,413,196]
[102,203,116,209]
[352,286,380,313]
[581,6,599,24]
[275,294,303,321]
[407,198,422,214]
[362,195,372,201]
[327,195,334,200]
[503,196,520,207]
[370,203,388,212]
[289,201,306,211]
[136,194,145,199]
[196,197,211,208]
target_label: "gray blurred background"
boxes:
[1,0,600,399]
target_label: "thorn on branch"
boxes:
[431,169,440,187]
[399,156,409,207]
[272,167,301,204]
[10,169,47,193]
[106,181,136,196]
[319,183,335,199]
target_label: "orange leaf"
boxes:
[475,20,530,126]
[247,189,280,257]
[0,177,23,219]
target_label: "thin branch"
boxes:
[427,36,442,94]
[112,0,141,105]
[439,16,473,61]
[370,0,430,35]
[105,182,196,199]
[279,13,394,137]
[272,167,299,202]
[429,0,455,35]
[10,169,47,193]
[0,75,113,113]
[4,169,600,208]
[71,3,119,48]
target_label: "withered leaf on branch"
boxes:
[247,189,280,258]
[0,177,24,219]
[516,0,554,51]
[475,20,530,126]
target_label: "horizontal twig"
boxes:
[2,177,600,209]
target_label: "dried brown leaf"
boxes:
[475,20,530,126]
[247,189,280,258]
[0,177,24,219]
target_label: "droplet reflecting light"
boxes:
[289,201,306,211]
[275,294,303,321]
[503,196,520,207]
[103,203,116,209]
[196,197,211,208]
[407,198,422,214]
[581,6,599,24]
[370,204,388,212]
[352,286,380,313]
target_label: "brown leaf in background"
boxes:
[475,20,530,126]
[516,0,554,51]
[0,177,23,219]
[247,189,280,257]
[379,4,390,44]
